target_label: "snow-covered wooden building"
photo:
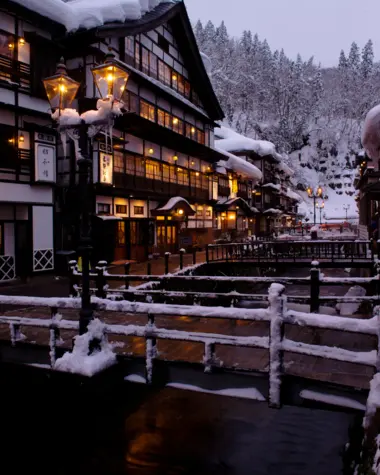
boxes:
[215,126,300,236]
[0,2,57,280]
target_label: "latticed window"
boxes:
[145,160,160,180]
[126,154,135,175]
[114,151,124,173]
[140,100,155,122]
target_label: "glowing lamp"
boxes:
[195,172,200,177]
[178,209,184,216]
[191,127,196,134]
[18,134,25,143]
[19,38,25,46]
[173,155,178,161]
[148,148,154,155]
[317,186,322,196]
[43,58,80,113]
[172,74,178,82]
[8,43,14,50]
[173,118,179,125]
[91,49,129,102]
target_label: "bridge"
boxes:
[0,238,379,472]
[205,239,374,268]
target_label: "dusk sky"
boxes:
[184,0,379,67]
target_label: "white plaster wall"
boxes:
[130,200,147,218]
[19,94,50,113]
[0,89,15,106]
[0,183,52,204]
[33,206,53,250]
[4,223,14,256]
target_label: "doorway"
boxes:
[114,221,127,261]
[15,221,32,278]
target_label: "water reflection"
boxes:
[1,371,356,475]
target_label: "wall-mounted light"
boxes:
[8,138,15,144]
[173,155,178,161]
[191,127,196,134]
[19,38,25,46]
[195,172,200,177]
[148,148,154,155]
[191,160,195,166]
[8,43,14,50]
[207,166,211,171]
[178,209,184,215]
[173,118,178,125]
[172,74,178,82]
[18,134,25,143]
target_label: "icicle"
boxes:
[60,131,67,158]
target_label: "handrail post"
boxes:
[68,260,78,297]
[268,283,286,409]
[310,261,320,313]
[147,258,152,276]
[164,252,170,274]
[192,248,197,265]
[206,244,210,263]
[96,260,107,299]
[145,313,157,385]
[124,262,130,290]
[179,248,185,270]
[204,342,216,374]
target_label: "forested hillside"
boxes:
[194,20,380,218]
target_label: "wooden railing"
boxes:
[0,284,378,409]
[206,240,373,264]
[69,260,380,313]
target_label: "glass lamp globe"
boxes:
[43,58,80,113]
[92,49,129,102]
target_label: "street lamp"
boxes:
[316,200,325,224]
[307,186,323,225]
[43,51,129,335]
[343,204,350,221]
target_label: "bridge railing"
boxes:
[206,240,373,263]
[0,285,378,409]
[69,261,380,314]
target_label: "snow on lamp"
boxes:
[43,58,80,113]
[91,49,129,103]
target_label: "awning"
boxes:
[263,208,283,217]
[95,215,122,221]
[215,197,259,216]
[151,196,196,217]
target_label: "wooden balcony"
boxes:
[112,173,209,201]
[0,55,31,93]
[218,185,230,197]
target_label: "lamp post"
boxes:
[307,186,323,225]
[343,204,350,221]
[43,51,129,334]
[316,201,325,224]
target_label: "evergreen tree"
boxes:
[194,20,204,48]
[348,42,360,71]
[361,39,374,78]
[338,50,347,69]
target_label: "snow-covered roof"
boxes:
[215,125,282,162]
[13,0,173,32]
[262,183,281,192]
[285,188,302,202]
[156,196,191,211]
[264,208,282,215]
[215,147,262,183]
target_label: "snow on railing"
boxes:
[0,283,378,408]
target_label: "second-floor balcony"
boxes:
[0,54,30,93]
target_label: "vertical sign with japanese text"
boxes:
[100,152,113,185]
[34,143,56,183]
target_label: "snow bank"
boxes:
[364,373,380,429]
[54,319,116,376]
[336,286,366,316]
[362,104,380,160]
[14,0,170,32]
[300,389,366,411]
[166,382,266,401]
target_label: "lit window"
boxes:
[134,206,144,215]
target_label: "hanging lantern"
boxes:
[91,48,129,102]
[43,58,80,113]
